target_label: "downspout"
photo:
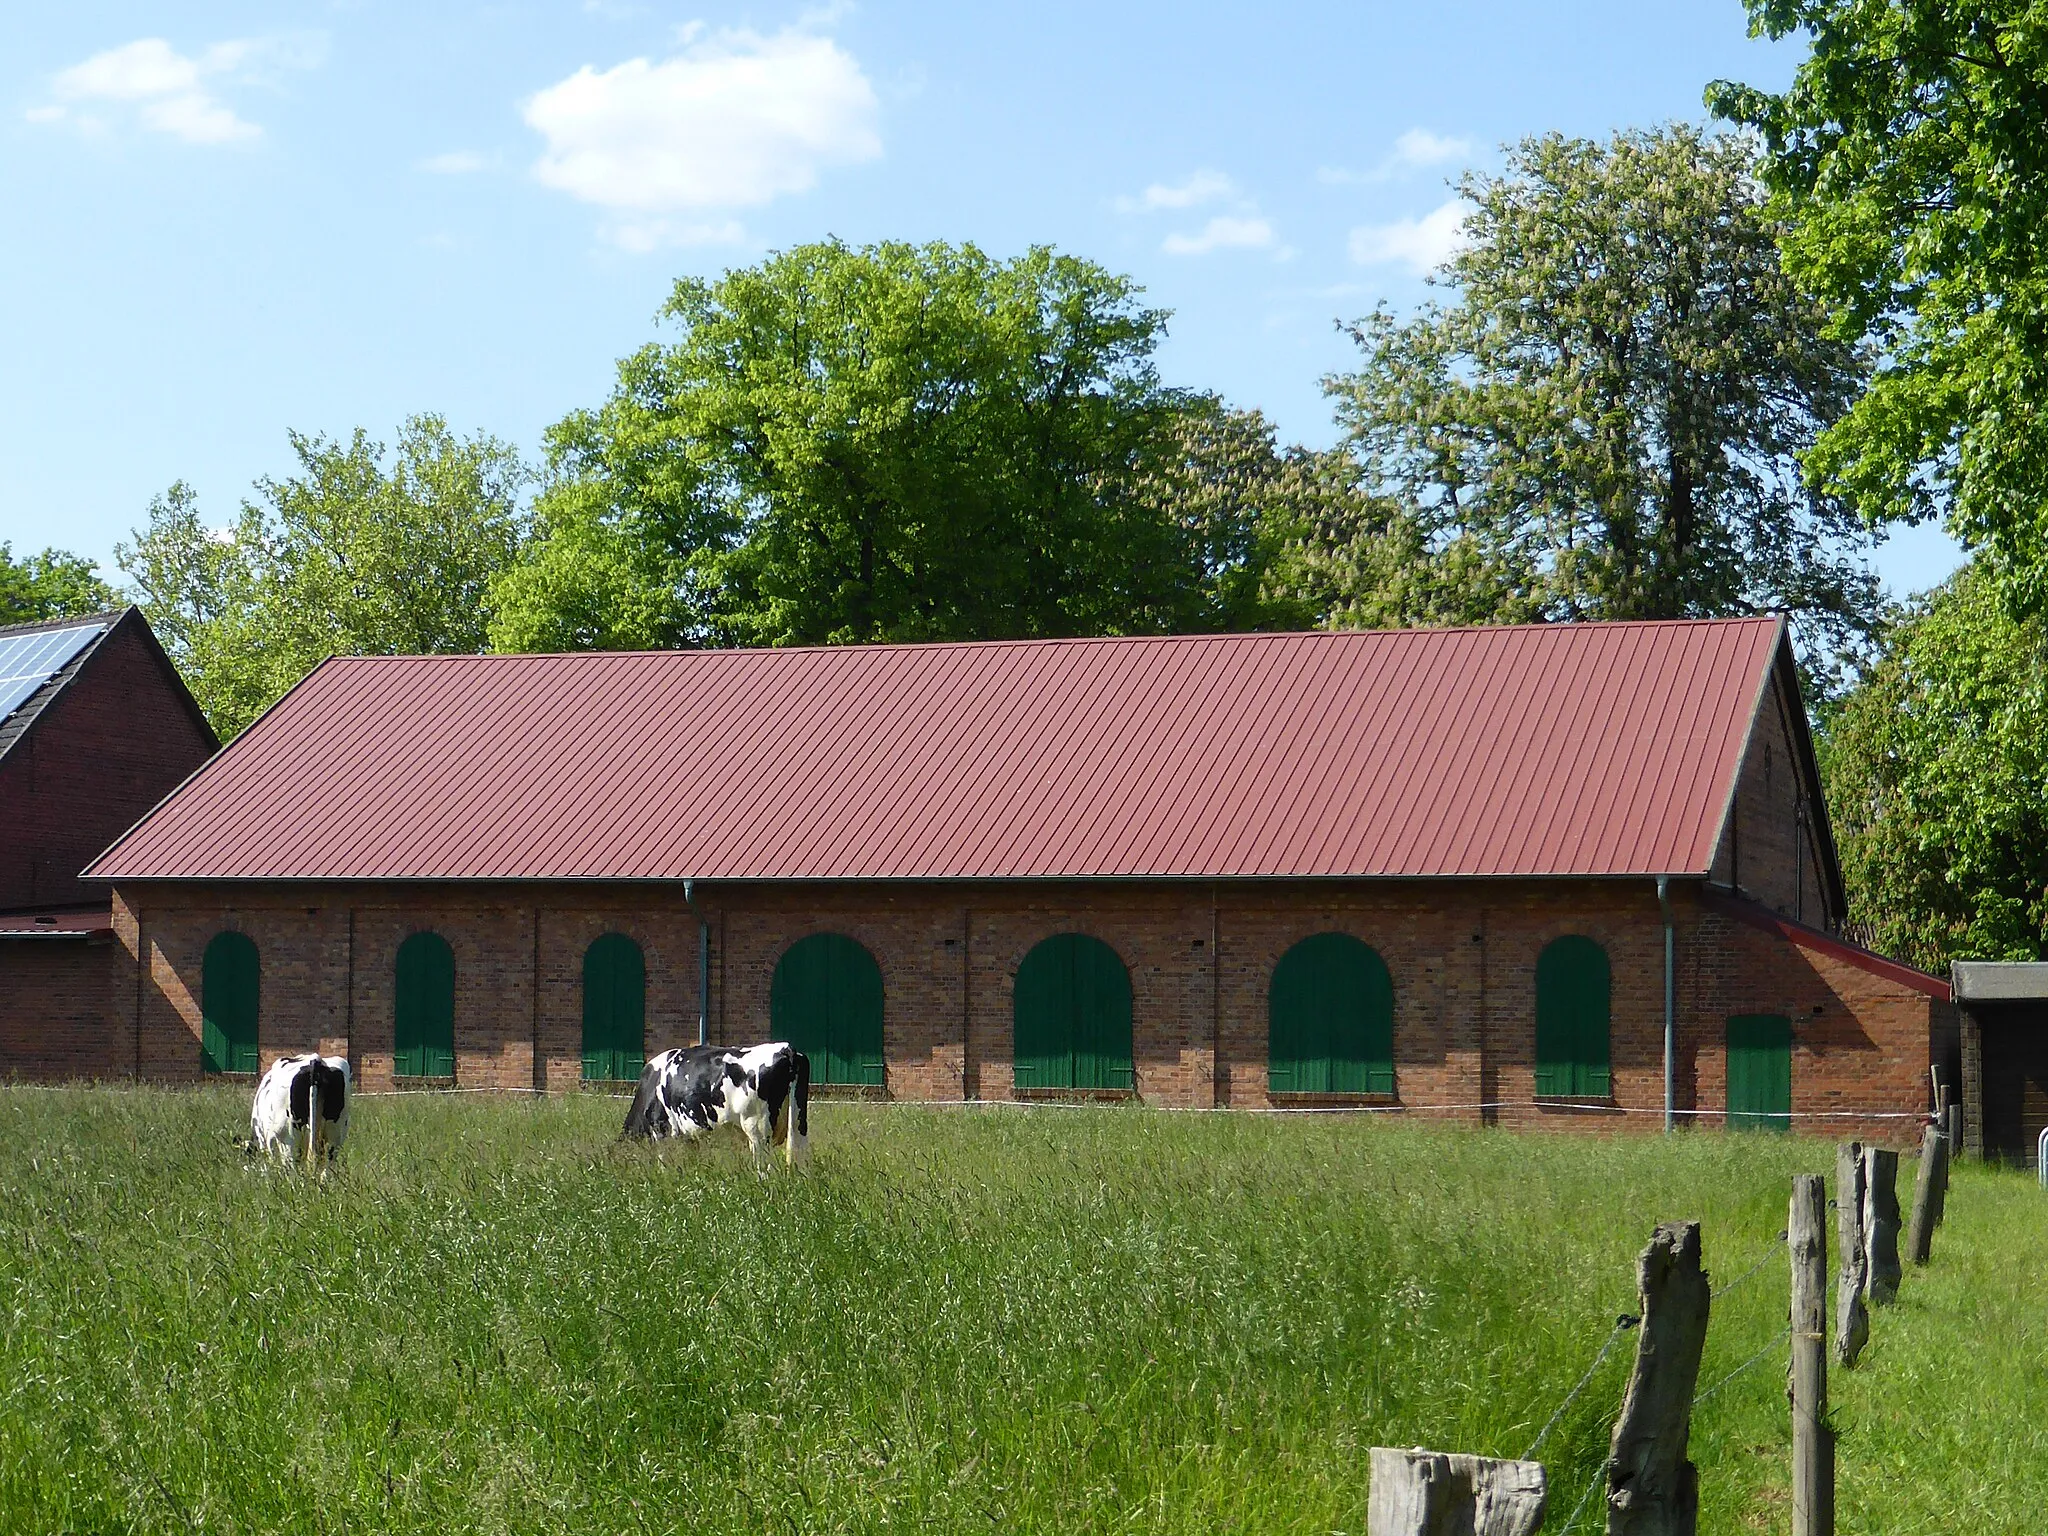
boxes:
[1657,876,1675,1133]
[683,879,709,1047]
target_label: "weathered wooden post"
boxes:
[1905,1124,1947,1265]
[1833,1144,1868,1368]
[1862,1148,1901,1304]
[1607,1221,1710,1536]
[1366,1449,1546,1536]
[1944,1103,1963,1168]
[1789,1175,1834,1536]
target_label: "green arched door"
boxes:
[1536,935,1611,1098]
[770,933,884,1086]
[582,933,646,1082]
[1269,933,1395,1094]
[394,931,456,1079]
[1013,933,1134,1091]
[201,930,260,1074]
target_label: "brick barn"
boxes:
[0,608,218,1080]
[86,618,1952,1138]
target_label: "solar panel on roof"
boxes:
[0,622,106,724]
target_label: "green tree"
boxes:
[0,545,119,624]
[1821,559,2048,970]
[118,416,529,736]
[490,239,1273,651]
[1711,3,2048,614]
[1315,125,1879,678]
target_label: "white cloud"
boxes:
[1319,127,1476,186]
[1163,215,1275,256]
[1348,199,1472,274]
[1115,169,1233,214]
[420,150,490,174]
[523,22,880,244]
[29,35,318,144]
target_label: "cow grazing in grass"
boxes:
[621,1043,809,1166]
[251,1054,351,1166]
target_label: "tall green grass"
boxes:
[0,1087,2037,1533]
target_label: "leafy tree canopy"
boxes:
[0,545,118,625]
[488,239,1290,652]
[118,415,528,736]
[1821,557,2048,970]
[1711,2,2048,613]
[1311,124,1881,684]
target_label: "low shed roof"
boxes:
[89,618,1791,884]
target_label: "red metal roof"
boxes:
[87,619,1786,884]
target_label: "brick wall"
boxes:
[1707,664,1834,927]
[0,936,119,1079]
[107,876,1940,1142]
[0,618,215,913]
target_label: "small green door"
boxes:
[394,931,456,1078]
[1535,936,1612,1098]
[200,931,260,1074]
[1727,1014,1792,1132]
[1013,933,1134,1091]
[1269,933,1395,1094]
[770,933,884,1086]
[582,933,646,1082]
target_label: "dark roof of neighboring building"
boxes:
[0,607,216,771]
[89,617,1813,885]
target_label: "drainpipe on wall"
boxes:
[683,879,709,1047]
[1657,876,1675,1133]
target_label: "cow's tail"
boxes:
[785,1048,810,1167]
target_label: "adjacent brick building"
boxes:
[87,619,1951,1139]
[0,608,218,1080]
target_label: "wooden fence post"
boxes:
[1833,1145,1868,1368]
[1607,1221,1710,1536]
[1944,1103,1964,1168]
[1905,1125,1947,1266]
[1862,1148,1901,1304]
[1789,1175,1834,1536]
[1366,1449,1546,1536]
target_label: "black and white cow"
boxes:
[250,1053,351,1166]
[621,1043,809,1166]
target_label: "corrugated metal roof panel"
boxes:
[87,619,1787,883]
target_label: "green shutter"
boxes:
[201,931,260,1074]
[583,933,646,1082]
[1013,934,1134,1092]
[770,933,884,1086]
[1536,936,1611,1099]
[395,931,456,1079]
[1269,933,1395,1095]
[1726,1014,1792,1132]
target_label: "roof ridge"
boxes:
[327,615,1787,666]
[0,607,124,640]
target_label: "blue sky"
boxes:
[1,1,1964,597]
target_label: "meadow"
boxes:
[0,1087,2041,1534]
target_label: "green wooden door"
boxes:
[1726,1014,1792,1132]
[1535,936,1612,1098]
[770,933,884,1086]
[582,933,646,1082]
[200,931,260,1074]
[394,931,455,1078]
[1013,933,1134,1091]
[1269,933,1395,1094]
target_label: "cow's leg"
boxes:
[739,1105,772,1166]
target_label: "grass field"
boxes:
[1,1088,2042,1534]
